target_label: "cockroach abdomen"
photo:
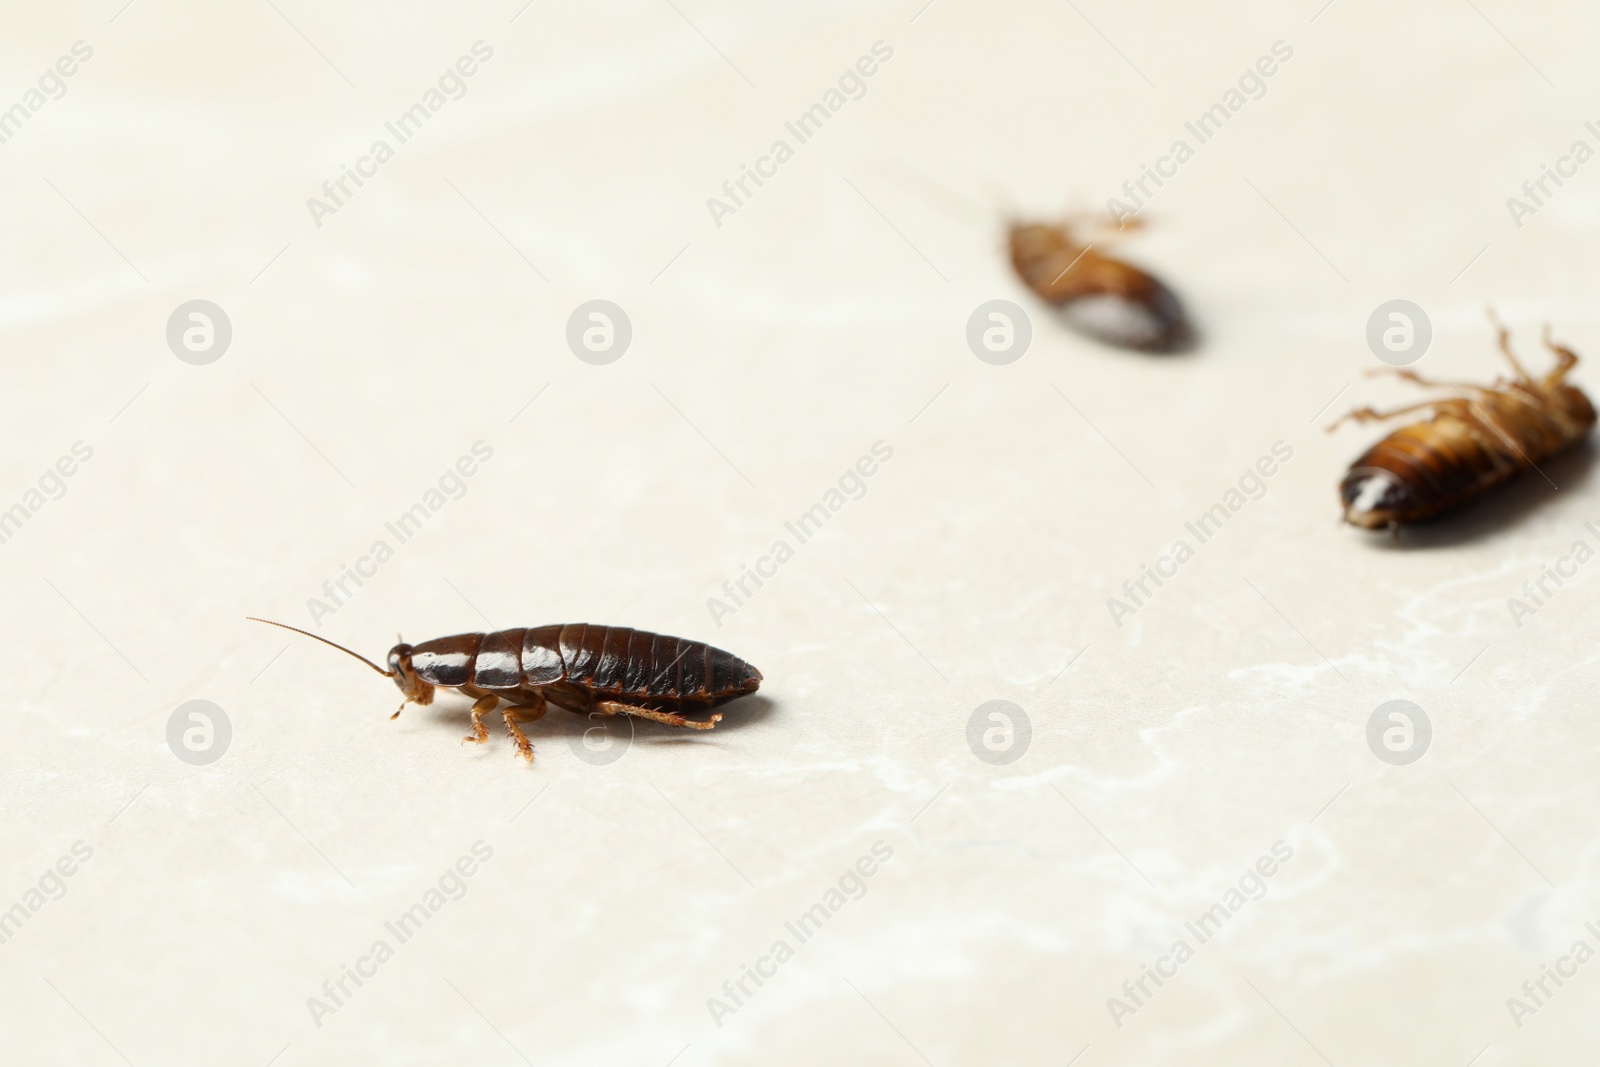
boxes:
[561,623,599,682]
[472,628,526,689]
[646,633,680,697]
[1059,285,1187,352]
[680,643,708,698]
[621,630,655,693]
[594,626,632,690]
[1340,468,1422,528]
[709,647,741,694]
[520,625,565,685]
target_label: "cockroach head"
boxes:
[385,643,434,706]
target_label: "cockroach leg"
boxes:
[1489,308,1536,384]
[1541,325,1580,382]
[501,716,532,761]
[1067,209,1144,240]
[464,694,498,745]
[507,698,547,723]
[1369,367,1490,393]
[502,698,546,762]
[591,700,724,731]
[1327,398,1454,432]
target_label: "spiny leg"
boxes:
[463,694,498,745]
[1326,397,1460,432]
[1367,367,1492,393]
[502,697,547,763]
[1540,324,1580,383]
[591,700,723,731]
[1488,308,1536,384]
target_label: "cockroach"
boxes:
[1329,315,1595,532]
[247,618,762,762]
[1009,216,1189,351]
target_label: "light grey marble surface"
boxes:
[3,2,1598,1064]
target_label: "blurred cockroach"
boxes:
[1009,215,1189,351]
[1328,315,1595,532]
[247,618,762,763]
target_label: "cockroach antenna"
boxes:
[246,617,394,677]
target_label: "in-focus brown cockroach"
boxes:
[1329,315,1596,532]
[247,618,762,762]
[1009,216,1189,351]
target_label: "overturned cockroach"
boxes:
[1009,216,1189,351]
[248,618,762,762]
[1329,315,1595,532]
